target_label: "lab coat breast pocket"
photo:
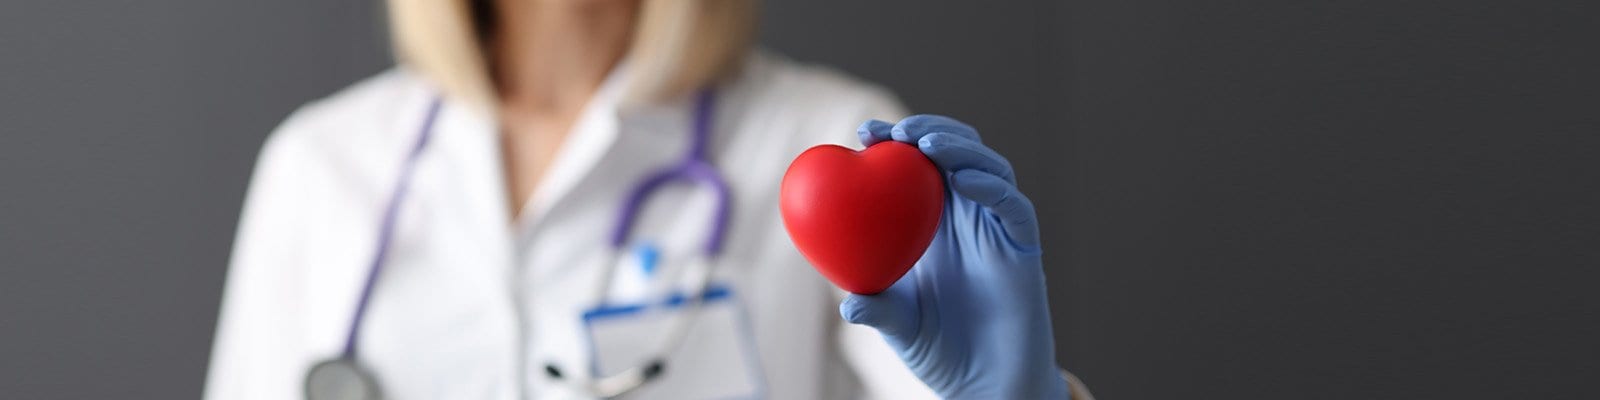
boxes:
[583,285,766,399]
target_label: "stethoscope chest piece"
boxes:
[305,358,382,400]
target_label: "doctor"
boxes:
[206,0,1091,398]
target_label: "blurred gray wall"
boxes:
[3,0,1596,399]
[2,1,389,398]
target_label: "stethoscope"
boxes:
[305,90,730,400]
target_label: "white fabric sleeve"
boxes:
[203,114,318,400]
[1065,370,1096,400]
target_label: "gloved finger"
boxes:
[918,132,1016,185]
[950,169,1041,250]
[857,119,895,146]
[890,114,982,145]
[840,287,920,343]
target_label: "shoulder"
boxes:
[267,68,433,152]
[721,50,909,147]
[253,68,437,185]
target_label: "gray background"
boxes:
[2,0,1595,399]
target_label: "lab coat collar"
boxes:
[432,59,696,237]
[519,62,630,225]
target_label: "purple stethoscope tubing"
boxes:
[336,89,728,360]
[609,90,732,255]
[340,96,442,359]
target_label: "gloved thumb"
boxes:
[840,291,920,343]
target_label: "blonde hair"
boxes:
[386,0,756,107]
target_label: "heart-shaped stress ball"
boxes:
[780,141,945,294]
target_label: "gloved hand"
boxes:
[841,115,1070,399]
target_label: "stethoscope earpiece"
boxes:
[544,357,670,398]
[642,360,665,380]
[543,359,664,382]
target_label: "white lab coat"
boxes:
[206,51,1091,399]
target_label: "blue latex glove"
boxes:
[841,115,1069,399]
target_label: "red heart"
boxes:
[780,141,945,294]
